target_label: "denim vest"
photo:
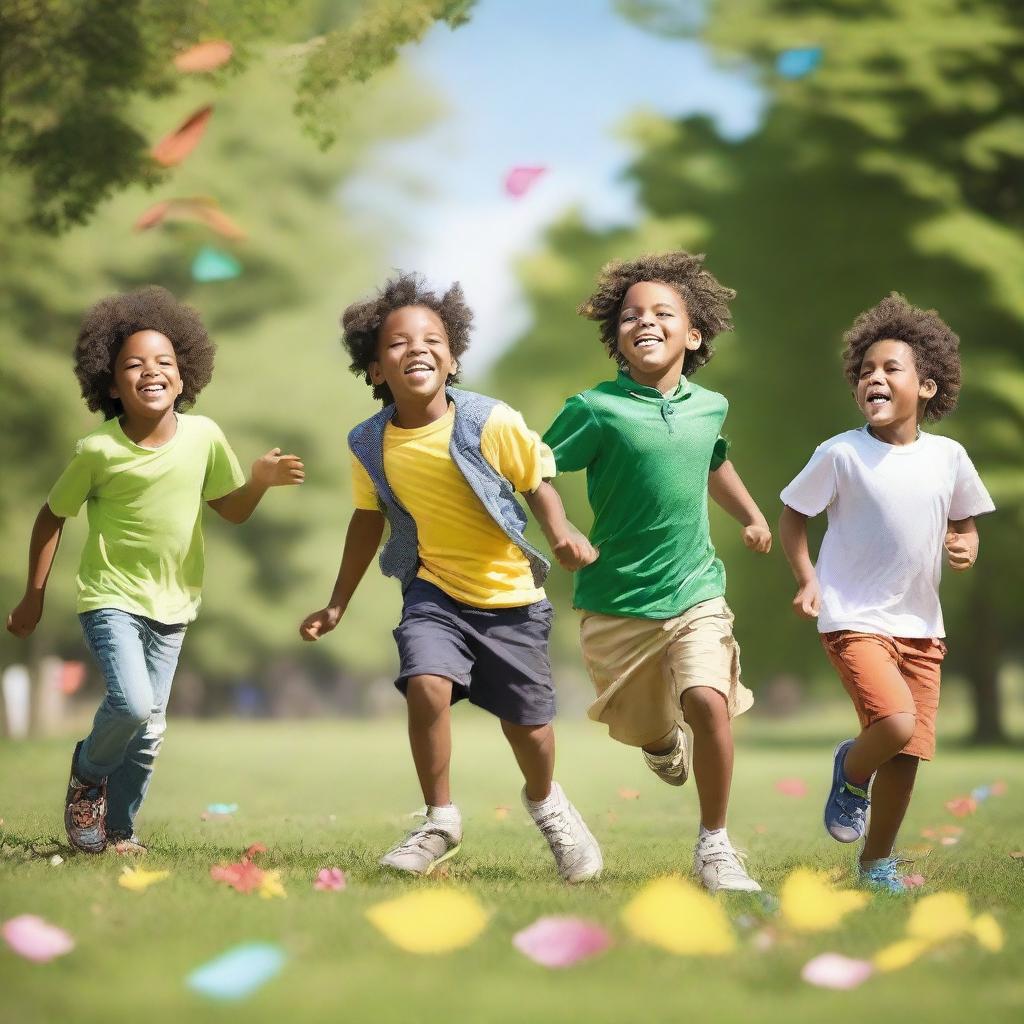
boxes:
[347,388,550,594]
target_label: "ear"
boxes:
[450,361,459,375]
[369,361,385,385]
[686,328,703,351]
[919,378,938,401]
[109,383,120,399]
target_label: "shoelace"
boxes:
[393,814,455,854]
[836,785,869,823]
[699,838,750,877]
[534,808,578,854]
[865,859,901,884]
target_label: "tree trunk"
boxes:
[965,584,1008,745]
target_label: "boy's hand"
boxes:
[944,530,977,571]
[253,449,305,489]
[6,593,43,638]
[792,579,821,619]
[742,524,772,554]
[552,529,599,572]
[299,605,343,642]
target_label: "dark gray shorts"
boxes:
[393,578,556,726]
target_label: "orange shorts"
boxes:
[821,631,946,761]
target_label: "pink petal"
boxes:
[504,166,547,198]
[173,41,233,73]
[2,915,74,963]
[902,874,926,888]
[513,916,612,968]
[774,778,809,797]
[802,953,874,990]
[313,868,347,892]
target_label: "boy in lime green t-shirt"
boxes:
[544,252,772,892]
[6,287,304,854]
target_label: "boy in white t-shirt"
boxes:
[779,294,994,892]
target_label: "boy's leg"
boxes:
[501,720,554,801]
[406,674,455,807]
[861,753,919,863]
[681,686,732,831]
[842,713,916,784]
[105,619,186,845]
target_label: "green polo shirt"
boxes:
[543,371,730,619]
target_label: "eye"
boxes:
[657,311,673,317]
[621,313,637,323]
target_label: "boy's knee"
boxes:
[681,686,728,728]
[886,711,917,746]
[405,674,453,707]
[109,692,153,729]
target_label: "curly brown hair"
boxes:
[842,293,961,421]
[73,286,215,420]
[341,272,473,405]
[578,251,736,376]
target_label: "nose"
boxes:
[637,311,655,328]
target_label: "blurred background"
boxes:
[3,0,1022,744]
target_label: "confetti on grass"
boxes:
[313,868,347,892]
[622,877,735,955]
[2,915,74,963]
[617,787,641,800]
[780,869,869,933]
[944,796,978,818]
[513,916,612,968]
[774,778,809,797]
[211,844,285,899]
[119,867,170,892]
[152,105,214,166]
[206,803,238,815]
[187,943,286,1001]
[801,953,874,990]
[366,890,488,954]
[174,41,233,73]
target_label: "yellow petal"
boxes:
[971,913,1004,952]
[905,893,973,942]
[365,890,488,954]
[118,867,170,892]
[873,938,932,972]
[779,869,869,933]
[257,869,287,900]
[621,876,736,955]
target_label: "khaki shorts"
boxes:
[579,597,754,747]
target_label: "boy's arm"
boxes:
[6,503,66,638]
[778,505,821,618]
[299,509,386,641]
[523,481,598,572]
[708,460,772,553]
[944,516,979,571]
[208,448,305,524]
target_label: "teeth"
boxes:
[635,338,659,348]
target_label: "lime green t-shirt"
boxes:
[543,371,730,619]
[47,414,246,624]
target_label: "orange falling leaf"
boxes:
[174,41,233,73]
[134,197,246,240]
[152,105,214,167]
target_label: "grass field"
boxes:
[1,706,1021,1024]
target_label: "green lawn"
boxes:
[1,710,1021,1023]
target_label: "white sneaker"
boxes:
[693,831,761,893]
[522,782,603,883]
[642,727,689,786]
[379,806,462,876]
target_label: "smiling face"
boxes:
[370,305,456,406]
[855,339,937,429]
[616,281,702,387]
[110,330,183,421]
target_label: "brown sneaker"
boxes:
[64,742,107,854]
[108,833,147,855]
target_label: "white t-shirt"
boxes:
[780,426,994,638]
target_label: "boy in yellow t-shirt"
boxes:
[300,272,604,883]
[6,287,304,855]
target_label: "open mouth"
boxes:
[634,335,661,350]
[138,383,167,395]
[403,362,435,379]
[866,392,890,406]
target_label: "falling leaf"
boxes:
[801,953,874,990]
[621,877,736,955]
[774,778,808,797]
[874,937,931,972]
[187,943,285,1001]
[2,915,74,963]
[257,870,286,900]
[902,874,926,889]
[504,166,547,198]
[944,796,977,818]
[313,868,347,892]
[512,916,612,968]
[493,805,511,821]
[152,105,214,166]
[776,47,823,79]
[135,198,246,240]
[192,246,242,283]
[366,890,488,954]
[211,860,265,894]
[617,787,641,800]
[779,869,869,933]
[118,867,170,892]
[174,41,233,73]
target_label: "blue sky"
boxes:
[342,0,763,370]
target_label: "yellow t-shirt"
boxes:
[350,403,554,608]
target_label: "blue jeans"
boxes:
[76,609,186,836]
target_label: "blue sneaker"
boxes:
[859,858,908,893]
[823,739,870,843]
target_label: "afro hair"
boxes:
[73,286,215,420]
[578,251,736,376]
[341,272,473,405]
[842,293,961,421]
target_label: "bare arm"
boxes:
[208,448,305,524]
[299,509,386,641]
[778,505,821,618]
[944,516,979,571]
[523,480,598,572]
[708,460,772,553]
[6,503,66,638]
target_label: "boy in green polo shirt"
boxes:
[543,251,772,892]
